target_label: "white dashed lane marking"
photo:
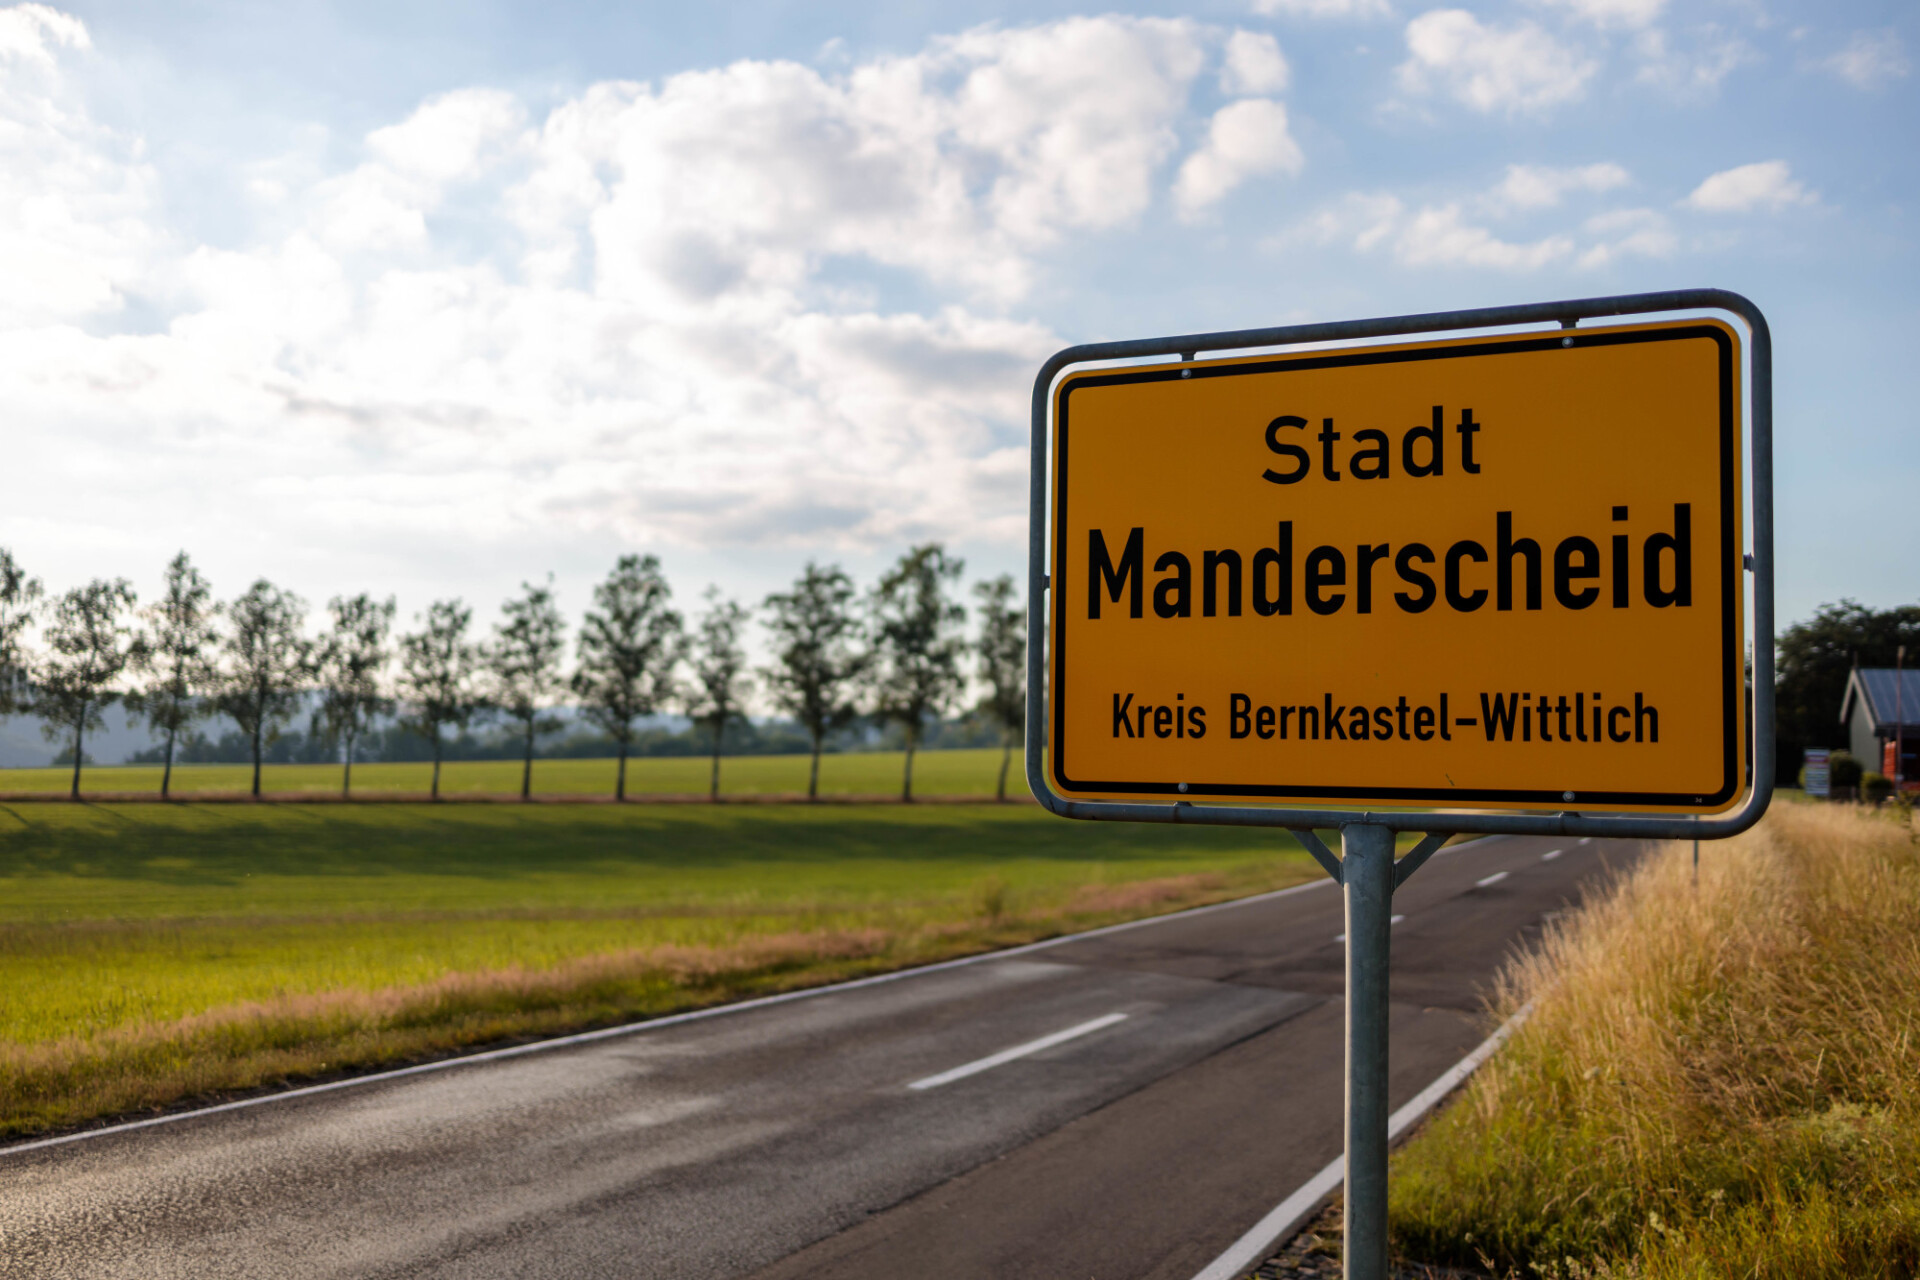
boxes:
[1476,871,1509,887]
[907,1013,1130,1091]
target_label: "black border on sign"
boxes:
[1048,323,1740,809]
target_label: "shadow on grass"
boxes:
[0,802,1294,888]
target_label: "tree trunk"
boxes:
[901,730,916,803]
[997,731,1011,802]
[342,730,355,800]
[616,743,628,802]
[250,716,263,799]
[162,724,177,801]
[69,702,87,801]
[808,731,822,801]
[709,712,723,802]
[431,732,443,801]
[521,718,534,801]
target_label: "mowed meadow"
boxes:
[0,787,1349,1138]
[0,746,1019,800]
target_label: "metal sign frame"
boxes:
[1025,288,1774,844]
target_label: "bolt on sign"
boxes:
[1047,319,1748,813]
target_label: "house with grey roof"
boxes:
[1839,667,1920,786]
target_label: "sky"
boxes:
[0,0,1913,650]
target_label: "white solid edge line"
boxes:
[1187,1002,1534,1280]
[3,832,1508,1160]
[908,1012,1129,1091]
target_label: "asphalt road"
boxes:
[0,832,1638,1280]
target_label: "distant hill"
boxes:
[0,706,171,768]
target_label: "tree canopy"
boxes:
[37,578,141,799]
[869,543,967,802]
[762,562,866,801]
[1775,599,1920,783]
[216,580,312,798]
[572,555,682,800]
[398,599,481,801]
[127,552,220,798]
[972,573,1026,801]
[486,579,567,800]
[314,593,396,798]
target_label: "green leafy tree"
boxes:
[486,578,567,801]
[869,544,967,803]
[762,563,866,801]
[0,548,43,719]
[398,599,481,801]
[216,580,312,799]
[36,579,141,800]
[126,553,220,800]
[1776,600,1920,784]
[972,573,1027,802]
[685,587,752,801]
[572,556,682,801]
[313,593,396,799]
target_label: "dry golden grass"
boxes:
[1390,802,1920,1278]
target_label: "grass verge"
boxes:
[0,802,1357,1139]
[1388,802,1920,1278]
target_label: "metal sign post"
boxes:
[1026,290,1774,1280]
[1341,823,1394,1280]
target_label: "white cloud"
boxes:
[1526,0,1664,30]
[1287,192,1573,269]
[1174,98,1304,217]
[1221,29,1291,95]
[1575,207,1676,267]
[1278,191,1404,254]
[366,89,528,186]
[0,3,87,61]
[1683,160,1814,213]
[0,6,156,327]
[935,18,1209,246]
[1285,179,1681,271]
[0,11,1264,582]
[1396,10,1597,114]
[1630,25,1752,94]
[1486,162,1631,212]
[1395,204,1573,268]
[1251,0,1393,19]
[1822,30,1909,90]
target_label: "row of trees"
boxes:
[0,544,1027,803]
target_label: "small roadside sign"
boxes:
[1803,747,1830,798]
[1047,320,1747,814]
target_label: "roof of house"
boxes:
[1839,667,1920,730]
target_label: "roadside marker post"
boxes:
[1026,290,1775,1280]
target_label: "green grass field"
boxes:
[0,746,1018,798]
[0,800,1359,1137]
